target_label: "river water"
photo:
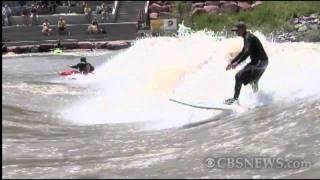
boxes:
[2,31,320,178]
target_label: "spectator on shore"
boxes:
[2,5,12,26]
[48,1,57,13]
[84,4,92,21]
[96,3,102,14]
[87,18,106,34]
[42,19,52,36]
[30,4,38,25]
[107,4,113,14]
[57,17,67,35]
[88,18,99,34]
[100,3,108,20]
[21,6,31,26]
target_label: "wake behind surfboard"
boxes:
[169,98,232,111]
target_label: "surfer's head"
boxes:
[232,21,247,36]
[80,57,86,63]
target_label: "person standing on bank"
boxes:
[225,22,268,105]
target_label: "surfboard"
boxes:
[169,98,232,111]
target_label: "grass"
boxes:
[175,1,320,35]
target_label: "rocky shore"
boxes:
[270,13,320,42]
[2,40,132,54]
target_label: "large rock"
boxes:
[161,5,171,12]
[220,2,239,13]
[298,25,308,32]
[63,43,79,49]
[104,41,131,50]
[251,1,262,8]
[149,12,159,19]
[78,42,94,49]
[309,13,319,19]
[30,45,39,53]
[7,46,16,53]
[39,44,55,52]
[2,45,8,53]
[191,7,207,16]
[294,23,303,29]
[238,2,252,10]
[192,2,205,10]
[205,1,220,6]
[310,24,319,31]
[149,3,162,13]
[203,5,220,14]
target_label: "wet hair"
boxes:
[80,57,86,62]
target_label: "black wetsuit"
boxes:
[70,62,95,74]
[230,32,268,100]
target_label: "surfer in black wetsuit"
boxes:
[69,57,95,75]
[225,22,268,105]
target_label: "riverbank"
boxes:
[2,40,132,55]
[176,1,320,42]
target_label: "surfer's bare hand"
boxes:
[231,62,238,69]
[226,63,232,71]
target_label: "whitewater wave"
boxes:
[61,27,320,129]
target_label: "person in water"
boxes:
[70,57,95,75]
[225,22,268,105]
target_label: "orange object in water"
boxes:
[59,70,79,76]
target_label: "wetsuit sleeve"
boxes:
[231,47,245,64]
[232,36,251,65]
[69,64,79,69]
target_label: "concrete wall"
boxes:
[3,23,137,42]
[9,14,114,26]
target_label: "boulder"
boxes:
[104,41,131,50]
[192,2,205,10]
[12,46,30,54]
[293,18,299,24]
[2,45,8,53]
[251,1,262,8]
[78,42,94,49]
[149,3,162,13]
[203,5,219,14]
[7,46,16,53]
[238,2,252,10]
[39,44,54,52]
[161,5,171,12]
[191,7,207,16]
[310,24,319,31]
[63,42,79,49]
[95,41,108,49]
[294,23,303,29]
[30,45,39,53]
[310,13,319,19]
[205,1,220,6]
[149,12,159,19]
[220,2,239,13]
[297,25,308,32]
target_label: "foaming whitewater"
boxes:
[62,28,320,129]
